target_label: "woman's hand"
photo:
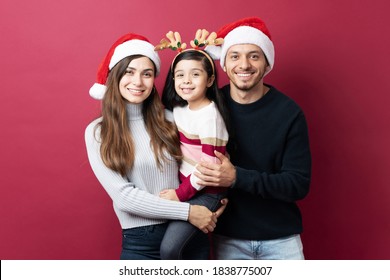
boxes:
[188,199,228,233]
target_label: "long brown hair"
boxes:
[97,55,182,176]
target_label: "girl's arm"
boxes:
[175,110,228,201]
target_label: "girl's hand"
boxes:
[159,189,179,201]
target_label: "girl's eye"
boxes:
[175,73,183,78]
[144,72,153,77]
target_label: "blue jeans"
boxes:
[213,234,304,260]
[120,223,168,260]
[160,192,226,260]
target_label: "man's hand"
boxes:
[195,151,236,187]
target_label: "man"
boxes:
[197,17,312,259]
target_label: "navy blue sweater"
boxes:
[215,84,311,240]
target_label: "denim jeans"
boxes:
[120,223,168,260]
[213,233,304,260]
[160,192,226,260]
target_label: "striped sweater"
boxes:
[173,102,229,201]
[85,103,190,230]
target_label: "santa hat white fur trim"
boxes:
[211,25,275,76]
[109,39,161,74]
[89,83,107,100]
[204,45,222,60]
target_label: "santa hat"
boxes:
[89,33,161,100]
[206,17,275,76]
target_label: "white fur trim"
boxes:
[89,83,107,100]
[109,39,161,75]
[220,26,275,75]
[204,45,222,60]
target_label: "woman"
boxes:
[85,33,226,259]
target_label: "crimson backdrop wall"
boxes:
[1,0,389,259]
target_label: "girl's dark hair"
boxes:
[162,50,232,136]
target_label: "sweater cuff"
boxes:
[175,179,198,202]
[231,166,240,188]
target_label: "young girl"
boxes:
[85,33,226,260]
[158,34,231,259]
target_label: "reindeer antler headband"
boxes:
[154,29,223,74]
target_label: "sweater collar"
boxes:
[126,103,144,121]
[223,84,274,108]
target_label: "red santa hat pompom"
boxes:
[89,33,161,100]
[206,16,275,76]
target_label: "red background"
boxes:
[1,0,389,259]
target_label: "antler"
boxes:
[155,29,223,53]
[154,31,187,52]
[190,29,223,49]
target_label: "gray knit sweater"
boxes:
[85,103,190,229]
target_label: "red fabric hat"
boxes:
[89,33,161,100]
[206,17,275,76]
